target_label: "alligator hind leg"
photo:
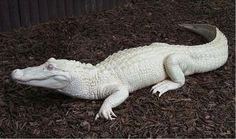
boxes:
[151,54,192,97]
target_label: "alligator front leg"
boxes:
[95,86,129,120]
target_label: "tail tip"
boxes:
[179,23,217,30]
[178,24,196,30]
[178,24,217,41]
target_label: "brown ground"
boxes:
[0,0,235,138]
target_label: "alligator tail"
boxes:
[179,24,228,73]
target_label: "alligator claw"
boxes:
[95,105,117,120]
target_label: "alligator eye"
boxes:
[47,64,54,71]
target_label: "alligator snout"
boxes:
[11,69,24,80]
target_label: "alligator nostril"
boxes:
[11,69,23,80]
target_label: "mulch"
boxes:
[0,0,235,137]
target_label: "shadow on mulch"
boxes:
[0,0,235,138]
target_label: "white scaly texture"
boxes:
[12,24,228,120]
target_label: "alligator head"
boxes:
[11,58,72,89]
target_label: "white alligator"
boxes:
[11,24,228,120]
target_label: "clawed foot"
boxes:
[150,80,181,97]
[95,105,117,121]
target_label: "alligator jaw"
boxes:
[11,69,50,83]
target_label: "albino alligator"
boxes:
[11,24,228,120]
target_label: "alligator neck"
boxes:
[58,65,100,99]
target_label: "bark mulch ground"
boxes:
[0,0,235,137]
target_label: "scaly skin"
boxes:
[11,24,228,120]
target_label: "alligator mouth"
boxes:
[12,75,55,84]
[13,75,70,84]
[14,78,48,84]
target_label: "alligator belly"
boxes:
[116,61,167,92]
